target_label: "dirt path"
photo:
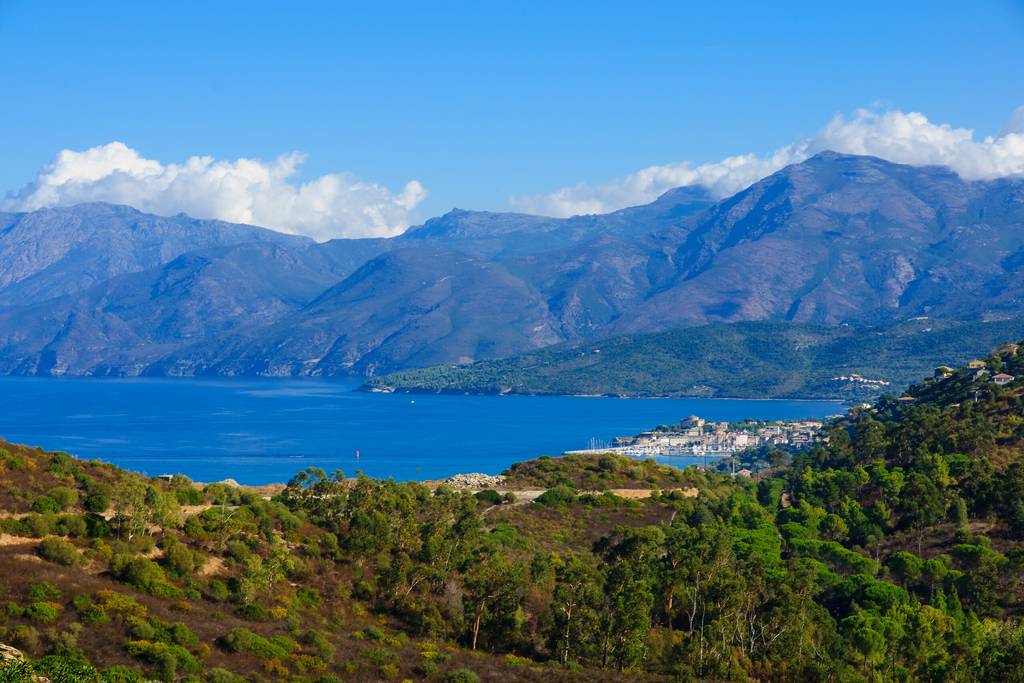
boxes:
[0,533,39,548]
[490,486,698,506]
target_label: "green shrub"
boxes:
[447,669,481,683]
[204,580,230,602]
[48,486,79,510]
[203,669,249,683]
[789,538,880,576]
[84,513,112,537]
[415,660,439,678]
[29,582,61,602]
[55,514,88,537]
[72,593,94,611]
[26,601,62,624]
[33,645,97,681]
[164,542,198,575]
[126,616,157,641]
[221,628,292,659]
[101,665,149,682]
[302,630,336,663]
[31,495,60,514]
[126,640,201,681]
[0,659,36,681]
[362,625,386,641]
[203,483,241,506]
[25,514,56,537]
[47,452,75,476]
[110,555,172,594]
[225,541,251,563]
[313,676,345,683]
[163,622,199,649]
[84,488,111,513]
[80,603,109,624]
[130,535,156,554]
[95,590,147,619]
[235,603,270,622]
[473,489,503,506]
[535,485,578,506]
[175,488,203,505]
[579,491,635,508]
[364,645,397,666]
[0,518,23,535]
[37,537,80,566]
[503,653,532,667]
[294,587,321,609]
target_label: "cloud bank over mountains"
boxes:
[2,143,427,241]
[4,107,1023,234]
[510,107,1024,217]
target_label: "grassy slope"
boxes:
[365,318,1024,399]
[0,439,671,682]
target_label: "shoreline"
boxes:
[0,373,857,403]
[360,384,854,403]
[0,376,851,403]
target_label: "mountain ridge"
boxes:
[2,152,1024,377]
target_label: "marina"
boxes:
[566,415,825,458]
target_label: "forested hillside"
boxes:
[6,342,1024,680]
[364,318,1024,399]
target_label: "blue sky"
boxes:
[2,1,1023,238]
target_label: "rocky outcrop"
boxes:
[437,473,507,490]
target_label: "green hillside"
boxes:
[364,318,1024,399]
[7,341,1024,678]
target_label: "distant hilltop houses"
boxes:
[943,347,1018,387]
[894,344,1021,402]
[831,373,891,386]
[846,345,1023,413]
[831,344,1024,393]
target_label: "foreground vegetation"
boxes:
[6,341,1024,679]
[364,318,1024,399]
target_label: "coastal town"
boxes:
[567,415,825,459]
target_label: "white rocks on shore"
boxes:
[438,473,506,489]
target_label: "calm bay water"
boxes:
[0,377,842,485]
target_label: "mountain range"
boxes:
[1,152,1023,378]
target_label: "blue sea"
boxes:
[0,377,843,485]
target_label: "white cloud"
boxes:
[2,142,428,241]
[510,107,1024,217]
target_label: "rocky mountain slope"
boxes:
[1,152,1023,377]
[0,203,310,307]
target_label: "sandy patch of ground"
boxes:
[0,533,38,547]
[197,555,226,577]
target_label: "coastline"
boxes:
[0,376,842,487]
[360,382,853,403]
[1,372,856,403]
